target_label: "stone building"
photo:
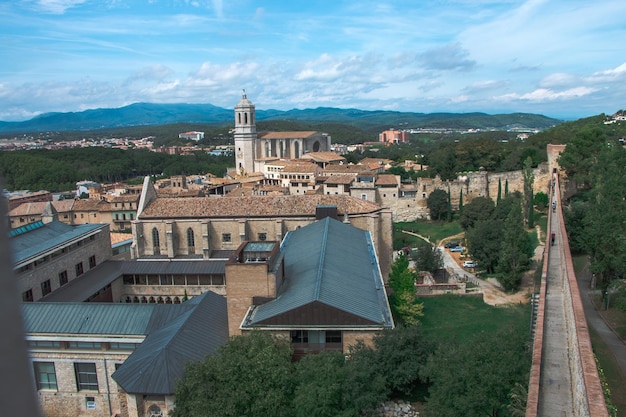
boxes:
[23,291,228,417]
[11,202,112,302]
[233,92,331,175]
[131,176,394,280]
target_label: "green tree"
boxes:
[414,244,444,273]
[352,326,434,398]
[505,179,509,196]
[522,156,534,227]
[557,127,606,190]
[497,178,502,205]
[422,327,531,417]
[459,196,495,230]
[459,189,464,215]
[293,352,386,417]
[497,202,532,291]
[584,144,626,288]
[427,189,449,221]
[387,256,423,326]
[533,191,549,210]
[466,219,503,273]
[172,331,294,417]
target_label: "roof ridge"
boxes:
[313,217,331,300]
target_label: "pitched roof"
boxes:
[242,217,393,329]
[10,221,108,267]
[112,291,228,395]
[41,260,226,302]
[9,200,74,216]
[375,174,399,186]
[258,131,318,139]
[300,152,345,163]
[139,195,382,219]
[22,302,188,336]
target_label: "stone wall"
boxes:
[388,163,551,222]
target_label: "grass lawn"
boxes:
[395,220,463,246]
[419,294,530,345]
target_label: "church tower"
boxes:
[234,91,257,175]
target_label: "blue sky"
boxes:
[1,0,625,121]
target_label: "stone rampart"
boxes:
[389,163,551,222]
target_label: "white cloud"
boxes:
[28,0,86,14]
[497,86,597,102]
[586,62,626,83]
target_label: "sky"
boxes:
[1,0,626,122]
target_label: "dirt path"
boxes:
[402,228,541,306]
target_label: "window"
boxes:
[325,330,342,344]
[34,362,57,390]
[258,232,267,241]
[152,228,160,248]
[74,363,98,391]
[187,228,195,247]
[361,194,367,200]
[291,330,308,344]
[41,279,52,296]
[75,262,84,276]
[109,342,139,351]
[222,233,231,243]
[68,341,102,350]
[59,270,68,286]
[89,255,96,269]
[22,289,33,302]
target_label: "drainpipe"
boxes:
[103,358,113,416]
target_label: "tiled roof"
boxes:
[282,161,320,172]
[9,200,74,216]
[259,131,318,139]
[140,194,383,219]
[72,198,109,211]
[323,176,354,185]
[322,164,370,174]
[109,194,140,203]
[300,151,345,163]
[375,174,399,186]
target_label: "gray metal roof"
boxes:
[10,220,108,266]
[22,302,168,336]
[112,291,228,395]
[244,217,393,328]
[41,259,226,302]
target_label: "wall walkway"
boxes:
[526,174,608,417]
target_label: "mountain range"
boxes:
[0,102,563,133]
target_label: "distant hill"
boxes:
[0,102,563,133]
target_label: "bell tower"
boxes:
[234,90,257,175]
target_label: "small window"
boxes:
[75,262,84,276]
[152,228,160,248]
[187,228,195,247]
[258,233,267,241]
[74,362,98,391]
[59,270,68,286]
[325,330,342,344]
[41,279,52,296]
[361,194,367,200]
[34,362,57,391]
[290,330,308,344]
[89,255,96,269]
[222,233,231,243]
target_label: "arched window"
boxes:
[187,228,195,247]
[147,404,163,417]
[152,228,160,248]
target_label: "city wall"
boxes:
[389,163,551,222]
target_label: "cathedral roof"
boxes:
[139,194,383,219]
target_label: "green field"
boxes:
[419,294,531,344]
[394,220,463,248]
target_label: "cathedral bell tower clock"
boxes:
[233,90,257,176]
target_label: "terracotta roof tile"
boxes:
[375,174,399,186]
[9,200,74,216]
[140,194,382,219]
[259,131,318,139]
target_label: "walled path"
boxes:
[537,209,575,416]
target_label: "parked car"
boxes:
[450,246,464,252]
[463,261,478,268]
[444,241,459,248]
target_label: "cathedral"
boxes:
[233,92,332,175]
